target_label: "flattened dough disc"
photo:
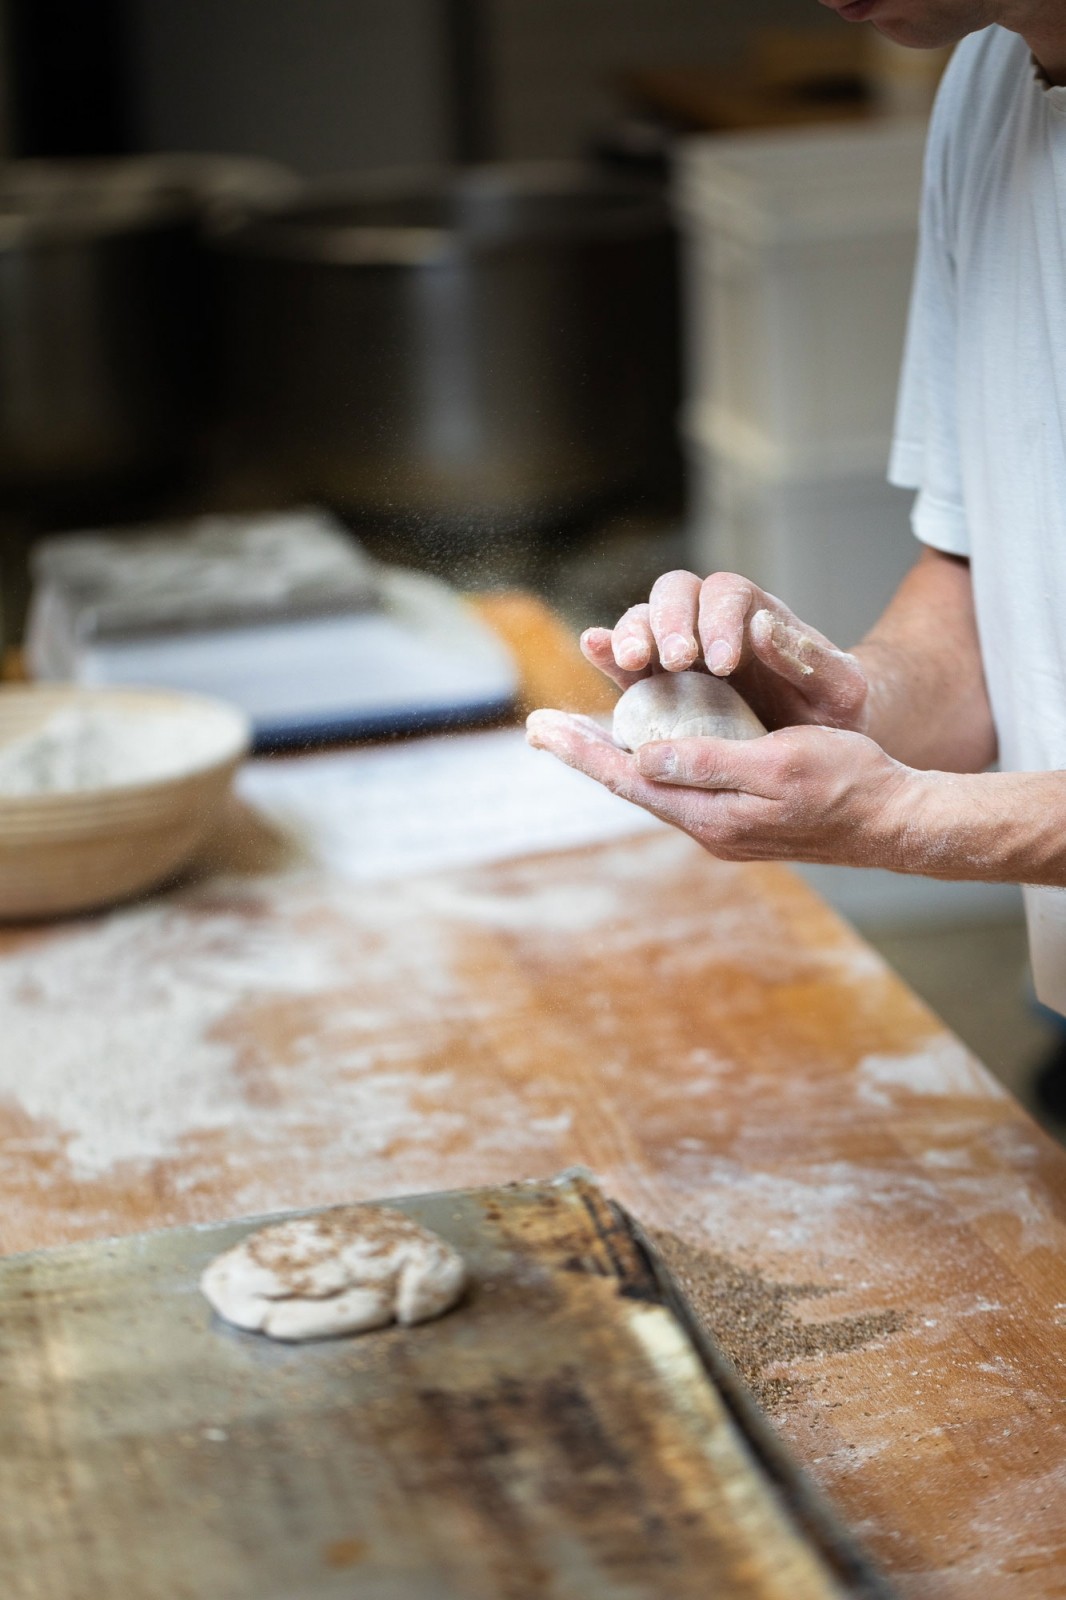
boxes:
[201,1206,467,1341]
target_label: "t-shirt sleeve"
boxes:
[888,69,970,558]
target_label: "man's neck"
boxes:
[1008,1,1066,85]
[1028,45,1066,87]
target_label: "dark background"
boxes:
[1,0,836,169]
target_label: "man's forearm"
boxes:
[894,767,1066,887]
[853,548,997,773]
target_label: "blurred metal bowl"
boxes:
[0,157,298,505]
[214,163,680,536]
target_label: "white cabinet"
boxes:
[675,121,926,645]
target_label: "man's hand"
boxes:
[580,569,870,734]
[526,711,913,870]
[526,553,1015,881]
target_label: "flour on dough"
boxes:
[613,671,765,751]
[201,1205,467,1341]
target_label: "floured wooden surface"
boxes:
[1,814,1065,1596]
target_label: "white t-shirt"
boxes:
[889,23,1066,1013]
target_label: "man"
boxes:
[527,4,1066,1055]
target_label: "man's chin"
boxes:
[869,8,978,49]
[871,18,924,44]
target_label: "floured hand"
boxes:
[526,711,913,870]
[580,568,869,734]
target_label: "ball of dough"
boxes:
[613,671,765,751]
[200,1206,467,1341]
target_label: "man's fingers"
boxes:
[748,609,866,723]
[608,603,656,674]
[526,708,618,751]
[525,709,669,808]
[648,570,703,671]
[635,734,777,796]
[579,627,650,691]
[696,574,767,676]
[582,569,867,739]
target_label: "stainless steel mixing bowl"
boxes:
[214,163,680,537]
[0,156,298,507]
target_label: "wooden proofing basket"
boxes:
[0,687,251,919]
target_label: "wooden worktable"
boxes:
[1,596,1064,1597]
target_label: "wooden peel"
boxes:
[0,1174,890,1600]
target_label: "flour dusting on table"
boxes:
[0,842,652,1181]
[0,887,350,1174]
[857,1037,1003,1104]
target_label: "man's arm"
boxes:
[855,548,996,772]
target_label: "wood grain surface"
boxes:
[1,594,1064,1597]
